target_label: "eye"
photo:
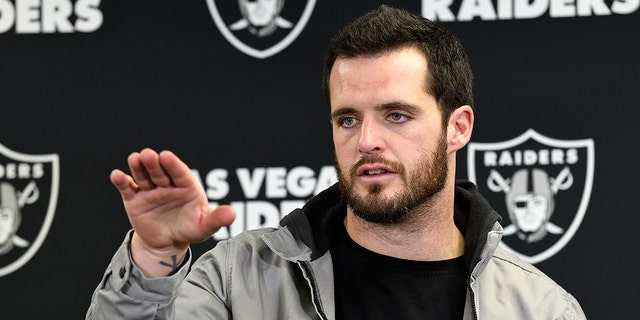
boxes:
[388,112,408,123]
[338,116,358,128]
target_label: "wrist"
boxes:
[130,232,189,278]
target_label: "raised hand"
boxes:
[110,148,236,277]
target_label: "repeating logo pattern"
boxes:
[206,0,317,59]
[0,143,59,277]
[468,129,594,263]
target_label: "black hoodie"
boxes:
[280,180,502,273]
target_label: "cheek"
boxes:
[399,131,434,154]
[333,143,353,167]
[333,136,348,162]
[333,130,357,152]
[416,126,446,151]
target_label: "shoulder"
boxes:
[484,247,570,296]
[489,248,555,282]
[473,248,585,319]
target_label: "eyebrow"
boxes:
[330,101,422,119]
[330,107,356,119]
[377,102,422,115]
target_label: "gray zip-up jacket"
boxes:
[87,181,585,319]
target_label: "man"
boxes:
[87,5,585,319]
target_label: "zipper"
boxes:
[298,261,328,320]
[467,278,479,320]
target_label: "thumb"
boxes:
[200,205,236,236]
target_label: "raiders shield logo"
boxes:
[467,129,594,264]
[0,143,59,277]
[206,0,317,59]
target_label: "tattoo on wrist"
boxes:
[159,255,180,271]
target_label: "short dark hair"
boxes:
[322,5,474,124]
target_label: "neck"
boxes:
[344,182,464,261]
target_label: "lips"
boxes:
[356,164,396,176]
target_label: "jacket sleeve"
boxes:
[85,231,191,320]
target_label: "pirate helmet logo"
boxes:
[206,0,317,59]
[0,143,59,277]
[489,167,573,243]
[468,129,594,264]
[0,182,38,254]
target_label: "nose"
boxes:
[357,117,385,155]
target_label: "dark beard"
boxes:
[336,132,449,224]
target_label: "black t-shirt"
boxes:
[330,223,467,319]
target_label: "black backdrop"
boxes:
[1,1,638,318]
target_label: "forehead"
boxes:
[328,47,430,108]
[331,46,428,84]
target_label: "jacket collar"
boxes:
[277,181,502,272]
[278,183,346,260]
[452,180,503,272]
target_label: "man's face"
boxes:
[329,47,450,223]
[512,194,549,232]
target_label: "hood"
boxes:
[279,183,346,260]
[453,180,503,271]
[280,181,502,271]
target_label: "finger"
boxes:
[200,205,236,237]
[110,169,139,201]
[158,150,196,188]
[128,150,156,190]
[139,148,172,188]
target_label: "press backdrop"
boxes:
[1,0,638,318]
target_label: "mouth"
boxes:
[356,164,397,177]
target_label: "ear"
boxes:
[447,105,474,153]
